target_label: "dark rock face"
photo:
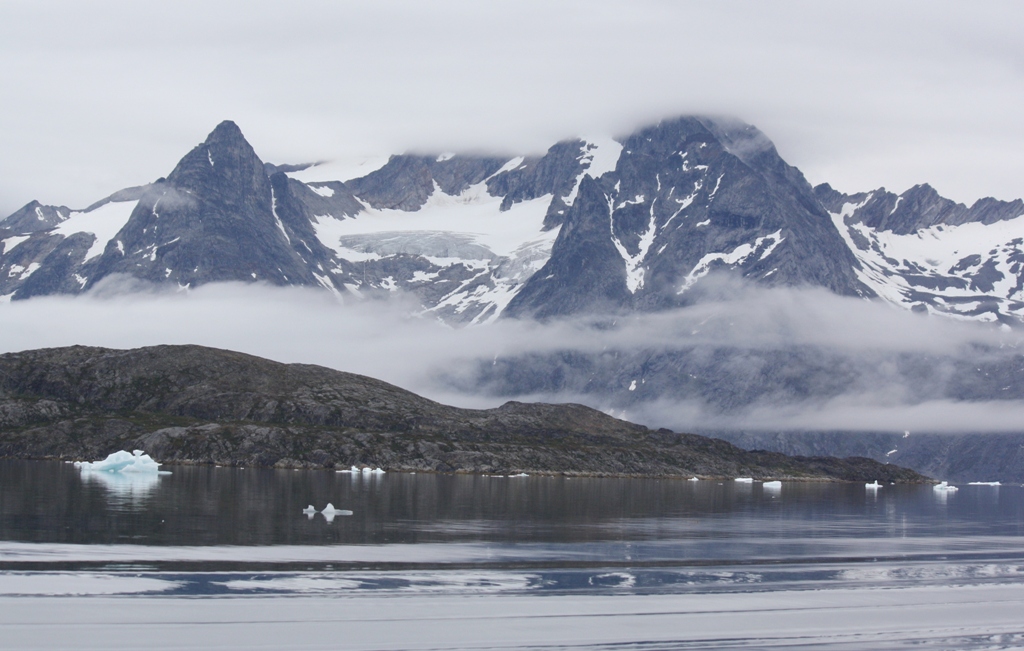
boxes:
[505,117,871,319]
[0,344,926,481]
[84,121,328,290]
[711,430,1024,484]
[816,182,1024,235]
[0,201,70,234]
[484,139,596,227]
[346,154,512,211]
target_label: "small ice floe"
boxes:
[687,476,699,482]
[509,472,529,477]
[933,481,959,493]
[320,503,354,523]
[74,450,162,474]
[968,481,1001,486]
[763,481,782,490]
[302,505,317,519]
[354,466,386,475]
[865,481,883,489]
[734,477,754,483]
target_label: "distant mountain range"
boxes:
[3,117,1024,324]
[3,117,1024,482]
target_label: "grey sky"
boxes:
[2,0,1024,216]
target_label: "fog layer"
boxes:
[2,277,1022,434]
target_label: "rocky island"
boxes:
[0,344,927,481]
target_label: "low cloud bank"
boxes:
[1,277,1023,434]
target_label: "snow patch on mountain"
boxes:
[286,156,391,184]
[678,231,784,294]
[830,199,1024,321]
[1,235,30,255]
[312,182,552,258]
[562,138,623,208]
[52,200,139,261]
[309,180,558,322]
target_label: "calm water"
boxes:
[3,460,1024,650]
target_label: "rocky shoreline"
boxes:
[0,345,930,483]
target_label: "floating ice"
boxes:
[510,472,529,477]
[687,477,699,482]
[968,481,1001,486]
[74,450,161,474]
[320,503,354,523]
[302,505,317,520]
[763,481,782,490]
[865,481,883,489]
[734,477,754,483]
[933,481,959,493]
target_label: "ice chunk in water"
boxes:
[320,503,354,523]
[865,481,882,489]
[74,450,161,474]
[734,477,754,483]
[302,505,316,520]
[763,481,782,490]
[687,477,699,481]
[933,481,959,493]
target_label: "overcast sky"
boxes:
[2,0,1024,216]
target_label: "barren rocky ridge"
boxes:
[0,344,926,481]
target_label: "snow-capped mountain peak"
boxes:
[4,116,1024,325]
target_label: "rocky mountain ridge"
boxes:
[0,344,926,481]
[4,116,1022,323]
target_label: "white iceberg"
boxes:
[763,481,782,490]
[734,477,754,483]
[933,481,959,493]
[74,450,162,474]
[320,503,354,523]
[687,476,699,482]
[865,481,883,489]
[967,481,1001,486]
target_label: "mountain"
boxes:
[5,116,1022,324]
[815,183,1024,323]
[710,429,1024,484]
[505,117,870,318]
[0,344,926,481]
[3,117,1024,481]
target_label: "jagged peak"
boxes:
[206,120,246,145]
[166,120,265,187]
[195,119,261,162]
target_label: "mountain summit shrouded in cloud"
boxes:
[3,116,1024,325]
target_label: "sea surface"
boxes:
[1,460,1024,650]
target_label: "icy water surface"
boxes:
[2,460,1024,650]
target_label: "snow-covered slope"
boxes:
[4,117,1024,327]
[309,180,558,323]
[819,184,1024,324]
